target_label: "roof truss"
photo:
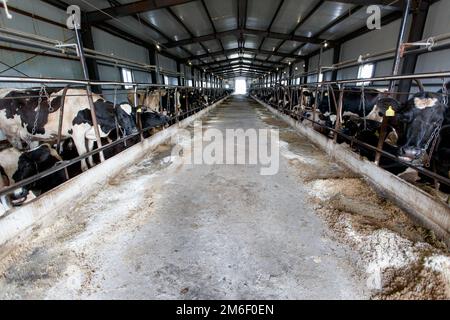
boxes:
[196,57,288,68]
[164,28,328,49]
[86,0,196,23]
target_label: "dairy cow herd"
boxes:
[253,83,450,200]
[0,86,231,213]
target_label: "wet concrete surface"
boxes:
[0,95,369,299]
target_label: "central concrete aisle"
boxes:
[0,95,368,299]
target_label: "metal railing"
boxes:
[250,71,450,201]
[0,77,231,200]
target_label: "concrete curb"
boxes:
[0,97,228,248]
[252,96,450,246]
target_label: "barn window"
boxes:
[317,73,324,87]
[121,68,133,89]
[318,73,324,83]
[187,80,193,87]
[164,75,169,85]
[357,63,375,86]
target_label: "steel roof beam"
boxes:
[216,70,265,76]
[186,48,303,61]
[238,0,248,30]
[210,64,272,72]
[325,0,404,9]
[164,28,328,48]
[196,57,288,68]
[200,0,227,55]
[258,0,285,52]
[214,67,267,73]
[285,6,405,71]
[288,4,364,58]
[166,7,213,64]
[86,0,196,23]
[267,0,325,61]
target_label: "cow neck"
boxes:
[423,121,444,168]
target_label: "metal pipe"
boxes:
[0,90,230,198]
[251,95,450,189]
[391,0,412,92]
[74,26,105,163]
[2,70,450,88]
[375,0,412,165]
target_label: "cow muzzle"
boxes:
[11,188,28,204]
[398,147,425,162]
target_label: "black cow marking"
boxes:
[72,100,136,136]
[0,88,65,136]
[11,144,67,199]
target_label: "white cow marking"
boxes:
[120,103,133,116]
[414,97,438,109]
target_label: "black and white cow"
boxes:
[369,90,449,197]
[0,88,138,171]
[317,85,383,128]
[0,144,67,214]
[378,92,447,164]
[160,89,181,117]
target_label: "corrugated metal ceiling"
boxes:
[72,0,404,77]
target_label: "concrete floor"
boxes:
[0,95,369,299]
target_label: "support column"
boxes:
[80,21,100,93]
[148,47,159,84]
[302,58,309,84]
[331,45,341,81]
[176,62,182,86]
[288,64,293,86]
[398,0,431,103]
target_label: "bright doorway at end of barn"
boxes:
[234,78,247,95]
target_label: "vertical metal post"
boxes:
[331,45,341,81]
[313,46,323,124]
[334,85,344,143]
[148,47,158,84]
[299,87,304,119]
[398,0,430,103]
[155,51,161,84]
[302,58,309,85]
[134,85,144,141]
[176,62,182,86]
[80,21,101,93]
[390,0,412,93]
[74,25,105,163]
[375,0,412,165]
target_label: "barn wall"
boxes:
[309,0,448,89]
[414,0,450,91]
[0,0,83,88]
[158,54,179,85]
[90,27,153,102]
[335,19,402,85]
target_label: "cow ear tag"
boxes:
[386,106,395,117]
[137,107,142,113]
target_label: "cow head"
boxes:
[141,111,170,130]
[368,96,402,122]
[391,92,447,163]
[12,144,65,200]
[301,90,315,109]
[116,103,138,135]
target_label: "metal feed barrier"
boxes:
[0,76,231,201]
[251,70,450,204]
